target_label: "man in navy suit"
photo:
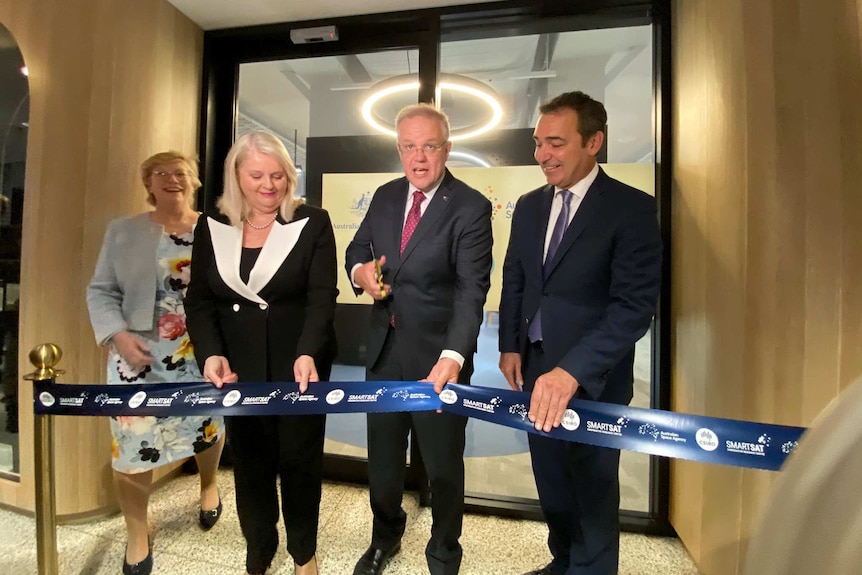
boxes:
[345,104,492,575]
[499,91,662,575]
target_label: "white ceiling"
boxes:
[165,0,501,30]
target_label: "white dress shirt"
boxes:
[542,163,599,262]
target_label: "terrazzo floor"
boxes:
[0,470,700,575]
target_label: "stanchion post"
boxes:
[24,343,64,575]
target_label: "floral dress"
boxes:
[107,231,223,474]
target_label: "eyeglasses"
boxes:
[397,143,447,156]
[153,170,189,180]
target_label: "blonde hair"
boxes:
[395,103,451,142]
[140,151,201,207]
[217,131,300,227]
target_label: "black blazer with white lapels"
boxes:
[185,204,338,383]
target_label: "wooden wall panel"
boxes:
[671,0,862,574]
[0,0,202,515]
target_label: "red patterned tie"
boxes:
[400,190,426,254]
[391,190,425,328]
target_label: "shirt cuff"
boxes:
[350,263,363,289]
[439,349,465,368]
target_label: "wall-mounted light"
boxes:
[448,150,493,168]
[361,74,503,142]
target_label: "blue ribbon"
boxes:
[32,380,805,471]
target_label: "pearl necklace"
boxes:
[244,213,278,229]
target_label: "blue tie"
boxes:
[528,189,573,343]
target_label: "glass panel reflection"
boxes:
[0,22,29,478]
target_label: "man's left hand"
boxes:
[529,367,579,432]
[422,357,461,395]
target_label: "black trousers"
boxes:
[226,412,326,573]
[524,342,621,575]
[365,328,467,575]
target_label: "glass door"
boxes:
[201,1,670,531]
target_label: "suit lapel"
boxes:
[207,217,266,304]
[247,217,309,294]
[398,181,451,264]
[386,172,455,279]
[543,170,607,279]
[388,184,408,268]
[207,216,310,303]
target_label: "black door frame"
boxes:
[198,0,673,536]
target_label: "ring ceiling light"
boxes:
[361,74,503,142]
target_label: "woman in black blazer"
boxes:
[185,131,337,575]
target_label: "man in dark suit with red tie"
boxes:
[499,91,662,575]
[345,103,493,575]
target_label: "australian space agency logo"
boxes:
[184,392,216,406]
[638,422,686,444]
[283,391,320,404]
[509,403,529,420]
[561,409,581,431]
[439,389,458,405]
[391,389,432,401]
[350,191,373,218]
[39,391,55,408]
[640,423,660,440]
[94,392,123,408]
[695,428,719,451]
[128,391,147,409]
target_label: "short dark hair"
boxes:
[539,91,607,143]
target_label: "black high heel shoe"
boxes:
[199,496,222,530]
[122,549,153,575]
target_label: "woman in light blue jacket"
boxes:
[87,151,225,575]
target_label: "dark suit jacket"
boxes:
[345,169,492,380]
[499,168,662,405]
[185,204,338,382]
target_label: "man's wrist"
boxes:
[439,350,465,368]
[350,262,363,288]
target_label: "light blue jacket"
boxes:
[87,213,164,346]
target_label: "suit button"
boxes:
[259,303,268,310]
[543,291,549,296]
[232,304,240,312]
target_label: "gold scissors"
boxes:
[371,243,387,299]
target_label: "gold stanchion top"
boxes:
[23,343,64,381]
